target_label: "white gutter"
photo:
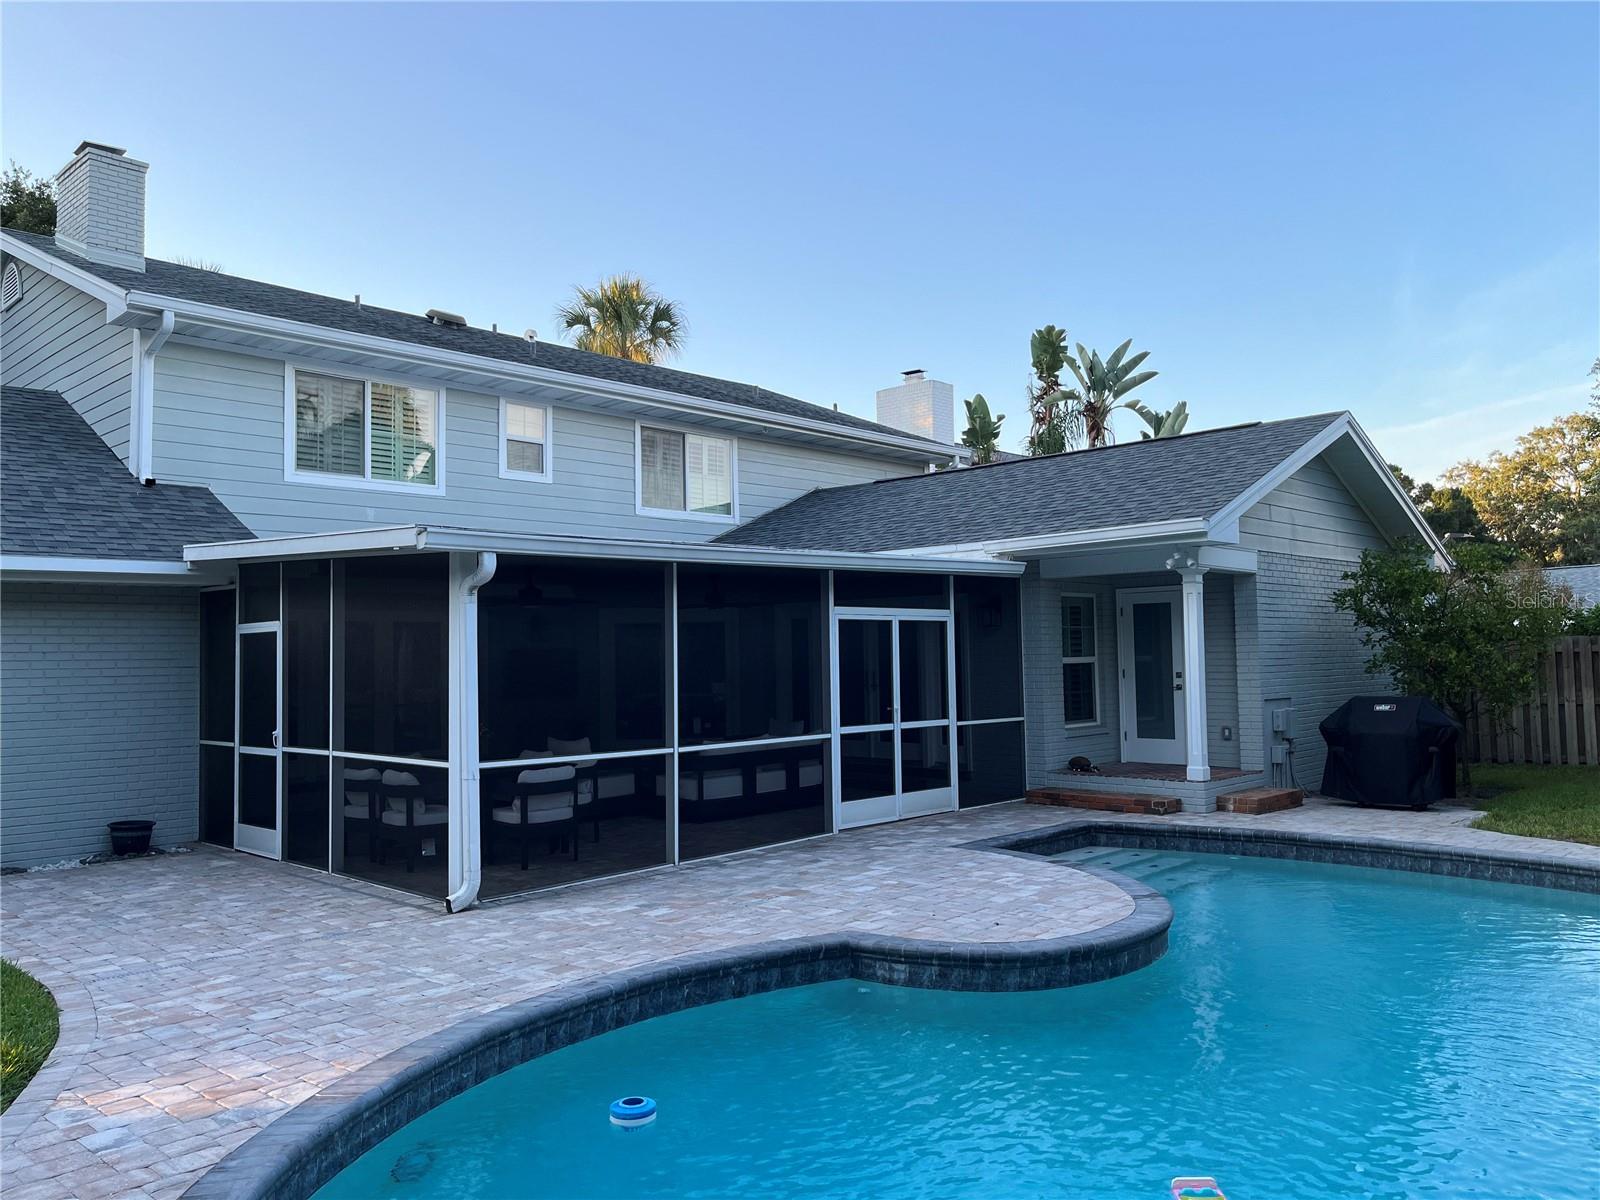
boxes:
[118,290,946,462]
[446,551,496,914]
[133,309,174,483]
[183,524,1026,576]
[0,554,213,582]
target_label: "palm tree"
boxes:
[960,394,1005,464]
[1060,339,1158,448]
[1130,399,1188,440]
[556,275,685,364]
[1025,326,1070,455]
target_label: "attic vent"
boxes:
[1,261,21,311]
[426,308,467,329]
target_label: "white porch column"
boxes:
[1169,555,1210,783]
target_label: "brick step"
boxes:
[1218,786,1304,815]
[1026,788,1183,816]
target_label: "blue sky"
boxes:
[3,2,1595,479]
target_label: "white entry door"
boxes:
[1116,588,1187,765]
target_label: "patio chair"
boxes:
[490,763,579,868]
[341,766,382,864]
[378,769,448,874]
[547,736,602,843]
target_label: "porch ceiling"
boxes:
[1032,540,1257,578]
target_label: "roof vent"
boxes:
[426,308,467,329]
[1,261,22,311]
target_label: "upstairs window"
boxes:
[638,424,736,519]
[291,368,440,489]
[1061,594,1099,726]
[500,400,552,482]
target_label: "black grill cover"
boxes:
[1319,696,1461,809]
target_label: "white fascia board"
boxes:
[893,518,1212,559]
[122,291,947,464]
[0,232,129,320]
[1037,541,1257,580]
[0,555,220,583]
[183,524,1024,576]
[183,525,426,564]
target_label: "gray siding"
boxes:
[1254,551,1386,787]
[1239,456,1389,562]
[1023,568,1241,784]
[151,342,909,541]
[0,261,134,462]
[0,582,199,867]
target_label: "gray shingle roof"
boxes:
[4,229,942,450]
[1,386,252,561]
[717,413,1346,552]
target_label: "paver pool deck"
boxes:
[3,798,1597,1200]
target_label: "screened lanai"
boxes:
[189,529,1026,906]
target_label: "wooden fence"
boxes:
[1467,637,1600,766]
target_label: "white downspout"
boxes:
[136,309,174,484]
[446,551,497,914]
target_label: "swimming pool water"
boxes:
[315,851,1600,1200]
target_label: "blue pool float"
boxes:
[609,1095,658,1128]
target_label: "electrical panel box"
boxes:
[1269,744,1288,765]
[1271,706,1295,735]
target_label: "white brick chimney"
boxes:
[54,141,148,271]
[875,369,954,445]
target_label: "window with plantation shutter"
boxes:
[289,369,440,490]
[638,424,736,519]
[1061,595,1099,726]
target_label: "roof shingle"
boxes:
[716,413,1345,552]
[1,386,252,561]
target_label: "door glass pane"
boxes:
[238,752,277,830]
[840,731,895,801]
[284,752,330,870]
[239,632,276,748]
[838,620,893,727]
[899,725,951,793]
[898,621,948,723]
[1132,602,1176,740]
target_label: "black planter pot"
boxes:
[108,819,155,856]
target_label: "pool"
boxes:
[314,850,1600,1199]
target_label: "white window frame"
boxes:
[283,363,446,495]
[633,419,739,523]
[1060,592,1101,729]
[498,398,554,483]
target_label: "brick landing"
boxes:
[1027,787,1183,816]
[1218,787,1304,815]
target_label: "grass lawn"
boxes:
[1,959,59,1112]
[1469,764,1600,846]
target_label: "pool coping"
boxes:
[181,818,1599,1200]
[180,860,1169,1200]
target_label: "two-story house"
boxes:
[0,141,1448,910]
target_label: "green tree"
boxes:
[0,164,55,235]
[960,393,1005,464]
[556,275,684,364]
[1333,542,1572,790]
[1025,326,1069,455]
[1129,399,1188,439]
[1444,411,1600,563]
[1060,339,1158,448]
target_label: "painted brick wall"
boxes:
[1255,550,1387,788]
[1,583,199,866]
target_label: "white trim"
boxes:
[633,419,740,524]
[184,524,1027,576]
[0,231,128,319]
[0,555,196,578]
[1176,566,1211,783]
[234,622,283,859]
[329,750,451,770]
[1059,592,1102,729]
[284,364,446,495]
[678,732,830,754]
[133,309,173,483]
[497,397,554,484]
[954,715,1027,728]
[898,518,1212,559]
[481,746,672,770]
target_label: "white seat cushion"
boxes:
[382,798,447,826]
[680,768,744,802]
[382,769,421,787]
[491,799,573,825]
[343,803,371,819]
[517,765,576,786]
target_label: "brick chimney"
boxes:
[54,142,147,271]
[875,369,954,445]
